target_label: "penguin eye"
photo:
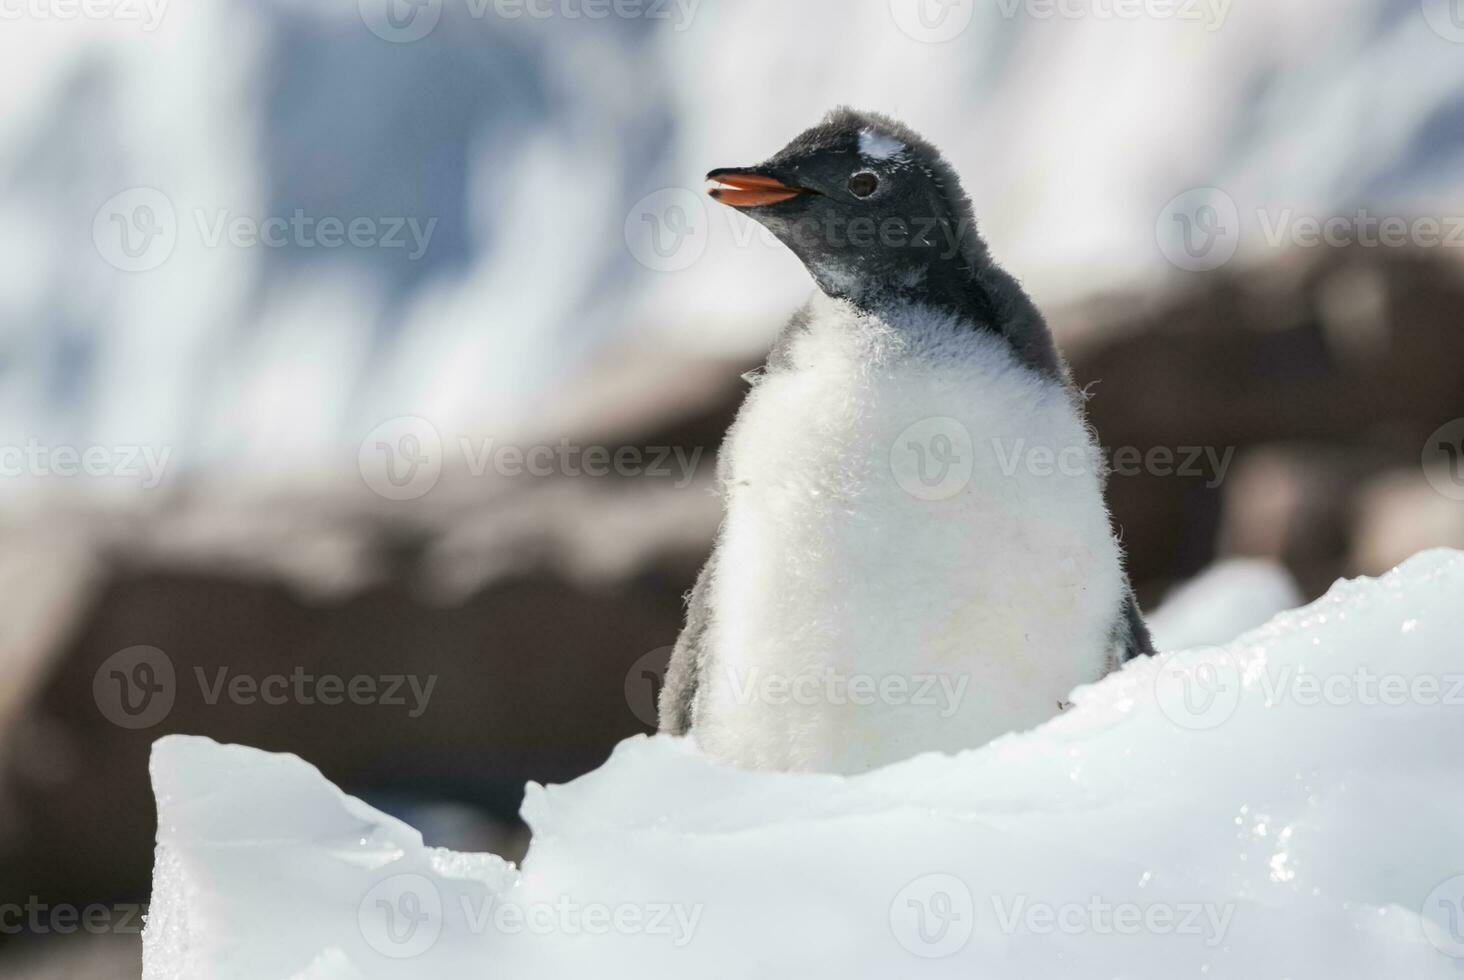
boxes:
[847,171,879,198]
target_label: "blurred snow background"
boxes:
[1,0,1462,484]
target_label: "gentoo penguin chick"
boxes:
[658,107,1153,773]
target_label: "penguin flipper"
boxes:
[1109,588,1156,668]
[658,550,717,735]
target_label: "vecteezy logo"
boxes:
[623,188,708,272]
[359,0,442,41]
[889,873,974,958]
[1422,419,1464,501]
[891,417,975,501]
[624,645,674,729]
[888,0,975,43]
[1155,187,1241,272]
[358,873,443,959]
[358,416,443,501]
[92,188,177,272]
[93,646,176,729]
[1153,647,1241,731]
[1422,874,1464,957]
[1421,0,1464,42]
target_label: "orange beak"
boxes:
[706,169,806,208]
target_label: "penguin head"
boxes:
[706,108,986,306]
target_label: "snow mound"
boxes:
[145,550,1464,979]
[1147,557,1303,651]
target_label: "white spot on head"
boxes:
[859,128,906,162]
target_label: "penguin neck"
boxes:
[812,238,1064,380]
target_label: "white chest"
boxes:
[694,298,1124,773]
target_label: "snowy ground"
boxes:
[144,550,1464,978]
